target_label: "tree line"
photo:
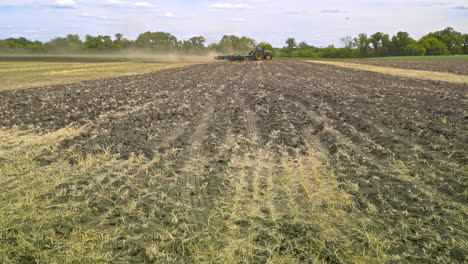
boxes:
[282,27,468,58]
[0,32,260,55]
[0,27,466,57]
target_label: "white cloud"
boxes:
[209,3,251,9]
[80,12,109,19]
[0,25,14,28]
[231,18,246,21]
[53,0,76,8]
[106,0,126,4]
[24,30,39,33]
[135,2,154,8]
[320,9,342,13]
[161,12,174,17]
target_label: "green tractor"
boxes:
[215,45,274,61]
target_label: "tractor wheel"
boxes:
[264,54,273,60]
[254,52,263,60]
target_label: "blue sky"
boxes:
[0,0,467,47]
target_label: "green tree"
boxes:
[426,27,462,54]
[370,32,390,57]
[45,34,82,52]
[286,38,297,49]
[180,36,206,53]
[293,41,320,57]
[285,38,297,56]
[114,34,133,49]
[353,33,371,57]
[298,41,309,50]
[189,36,206,48]
[403,43,426,56]
[322,45,339,58]
[66,34,82,51]
[46,37,68,50]
[112,33,128,49]
[180,40,192,50]
[419,36,449,55]
[213,35,255,53]
[83,35,113,50]
[66,34,81,43]
[115,33,123,41]
[216,35,239,52]
[391,31,414,56]
[0,37,44,52]
[462,34,468,54]
[135,31,178,50]
[296,48,320,58]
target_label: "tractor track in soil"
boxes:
[0,60,466,263]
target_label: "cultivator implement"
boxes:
[215,45,273,62]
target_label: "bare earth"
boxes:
[0,61,466,263]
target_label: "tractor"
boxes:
[215,45,274,61]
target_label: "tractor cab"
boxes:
[249,45,265,55]
[248,45,273,60]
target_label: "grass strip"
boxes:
[308,60,468,84]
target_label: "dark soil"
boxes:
[344,59,468,75]
[0,61,466,263]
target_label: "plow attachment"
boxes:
[214,45,274,62]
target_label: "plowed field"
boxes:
[0,61,466,263]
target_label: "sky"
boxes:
[0,0,467,47]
